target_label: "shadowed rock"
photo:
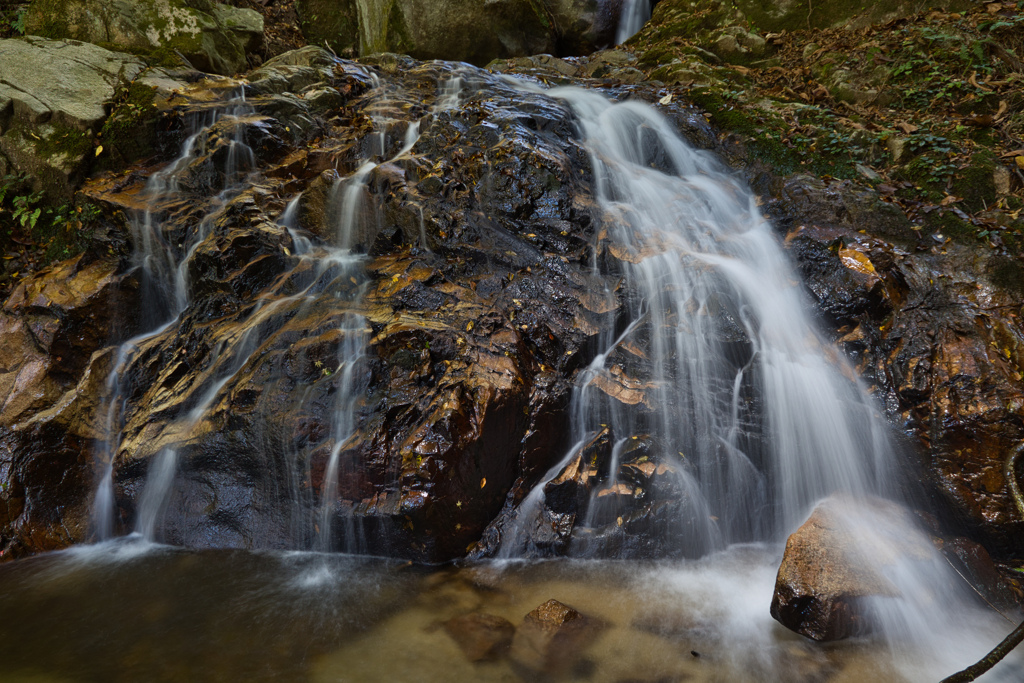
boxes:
[443,612,516,662]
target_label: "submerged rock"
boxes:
[509,599,603,676]
[443,612,516,662]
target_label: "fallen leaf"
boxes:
[969,72,992,91]
[95,145,103,156]
[839,247,878,278]
[659,93,672,105]
[877,184,897,195]
[996,100,1009,121]
[964,114,994,127]
[1016,156,1024,171]
[896,121,918,134]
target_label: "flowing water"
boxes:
[93,91,255,539]
[617,0,654,44]
[9,54,1023,682]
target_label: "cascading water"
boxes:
[7,49,1018,682]
[93,91,256,540]
[96,67,478,550]
[499,86,896,556]
[493,84,1022,680]
[617,0,654,44]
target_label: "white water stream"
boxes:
[617,0,653,44]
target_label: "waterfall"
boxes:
[498,86,898,556]
[485,79,1020,680]
[12,53,1021,683]
[617,0,653,44]
[92,91,255,539]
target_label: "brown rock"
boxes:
[509,599,603,676]
[939,536,1023,612]
[770,496,932,641]
[443,612,516,662]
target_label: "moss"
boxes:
[95,41,182,68]
[922,210,977,244]
[953,150,999,213]
[27,123,94,162]
[987,256,1024,297]
[97,81,160,169]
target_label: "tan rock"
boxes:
[443,612,516,662]
[509,599,603,675]
[770,496,932,641]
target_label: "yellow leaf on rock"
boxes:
[838,247,877,278]
[94,145,103,156]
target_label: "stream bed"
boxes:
[1,540,1021,683]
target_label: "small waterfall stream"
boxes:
[93,91,255,539]
[617,0,654,43]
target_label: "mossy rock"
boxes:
[96,81,161,170]
[953,150,999,214]
[296,0,618,66]
[24,0,263,75]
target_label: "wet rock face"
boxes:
[4,49,678,561]
[769,175,1024,559]
[0,40,1021,568]
[0,253,142,554]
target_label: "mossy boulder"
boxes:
[23,0,264,75]
[0,36,146,200]
[295,0,623,66]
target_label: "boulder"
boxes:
[23,0,264,75]
[770,496,933,641]
[0,37,145,199]
[509,599,603,675]
[443,612,516,662]
[295,0,624,66]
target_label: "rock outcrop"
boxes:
[1,2,1024,573]
[23,0,264,75]
[0,37,145,199]
[295,0,625,65]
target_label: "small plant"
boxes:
[9,8,27,35]
[0,173,42,231]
